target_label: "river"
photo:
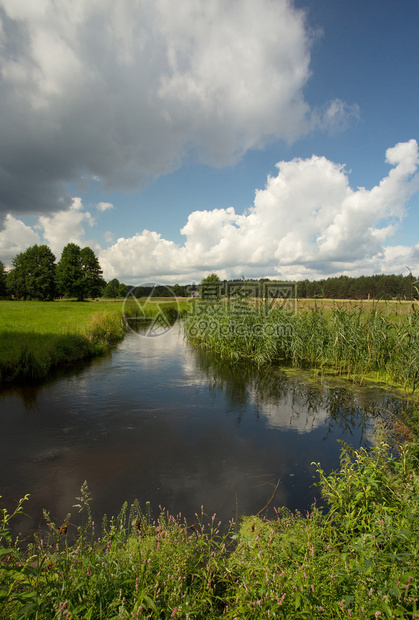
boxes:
[0,322,405,535]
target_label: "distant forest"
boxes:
[292,273,418,300]
[124,273,419,301]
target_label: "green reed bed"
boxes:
[0,300,186,385]
[186,302,419,395]
[1,440,419,619]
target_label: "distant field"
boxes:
[296,297,416,314]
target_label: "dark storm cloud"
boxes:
[0,0,314,219]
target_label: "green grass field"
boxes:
[0,300,123,334]
[0,299,189,385]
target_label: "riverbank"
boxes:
[0,300,186,385]
[1,439,418,619]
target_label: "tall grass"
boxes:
[1,440,419,618]
[186,302,419,395]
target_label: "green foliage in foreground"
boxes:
[186,303,419,395]
[1,441,419,619]
[0,300,187,384]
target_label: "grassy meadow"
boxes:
[0,299,188,385]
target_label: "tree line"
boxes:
[200,273,419,301]
[0,243,105,301]
[296,273,418,300]
[101,281,193,298]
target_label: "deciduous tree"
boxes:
[56,243,84,300]
[200,273,221,299]
[102,278,121,298]
[80,247,106,298]
[6,245,56,300]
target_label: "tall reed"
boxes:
[185,302,419,395]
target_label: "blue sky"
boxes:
[0,0,418,284]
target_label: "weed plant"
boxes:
[1,441,419,618]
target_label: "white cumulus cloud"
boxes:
[38,197,94,258]
[99,140,419,282]
[1,141,417,281]
[96,202,114,212]
[0,214,41,265]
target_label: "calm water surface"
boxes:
[0,323,405,534]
